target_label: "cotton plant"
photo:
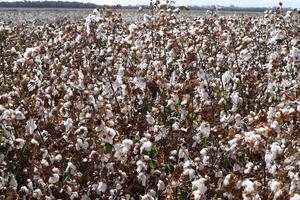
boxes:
[0,1,300,199]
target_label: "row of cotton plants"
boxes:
[0,2,299,199]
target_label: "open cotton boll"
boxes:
[97,182,107,193]
[15,138,26,149]
[244,162,254,174]
[101,127,117,144]
[32,189,42,198]
[14,110,25,120]
[242,179,255,194]
[183,168,195,180]
[122,139,133,148]
[63,118,73,132]
[129,24,138,33]
[137,172,147,187]
[30,138,39,145]
[9,175,18,190]
[269,179,282,199]
[75,35,81,43]
[222,70,233,85]
[290,194,300,200]
[198,122,211,138]
[133,76,146,91]
[290,47,300,62]
[66,162,77,174]
[146,114,155,125]
[192,178,207,194]
[157,180,165,191]
[141,194,155,200]
[141,141,152,152]
[26,119,37,135]
[244,131,261,148]
[223,174,232,186]
[271,142,283,159]
[48,173,60,184]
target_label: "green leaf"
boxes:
[238,154,246,164]
[176,100,182,105]
[148,160,156,169]
[149,145,159,158]
[222,157,232,168]
[104,143,113,154]
[177,192,188,200]
[147,103,153,112]
[164,107,172,116]
[164,163,173,173]
[63,172,70,182]
[199,138,207,146]
[91,134,99,144]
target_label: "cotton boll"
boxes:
[33,189,42,198]
[142,141,152,152]
[75,35,81,43]
[63,118,73,132]
[200,148,208,156]
[244,131,261,148]
[101,127,117,144]
[123,139,133,148]
[9,175,18,190]
[20,186,29,194]
[15,138,26,149]
[52,154,62,162]
[157,180,165,191]
[242,179,255,194]
[48,174,60,184]
[172,122,180,131]
[269,180,282,199]
[244,162,254,174]
[222,70,233,85]
[136,160,146,173]
[97,182,107,193]
[271,142,283,159]
[137,172,147,186]
[75,138,89,150]
[271,121,279,129]
[146,114,155,125]
[70,192,79,200]
[30,138,39,145]
[230,91,240,112]
[141,194,154,200]
[26,119,37,135]
[198,122,211,138]
[193,190,204,200]
[129,24,138,33]
[192,178,207,194]
[66,162,77,174]
[290,47,300,62]
[290,194,300,200]
[178,147,189,160]
[41,159,49,167]
[183,168,195,180]
[223,174,232,186]
[14,110,25,120]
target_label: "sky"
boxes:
[2,0,300,7]
[75,0,300,7]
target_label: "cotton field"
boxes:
[0,2,300,200]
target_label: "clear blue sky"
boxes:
[2,0,300,7]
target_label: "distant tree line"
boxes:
[0,1,288,12]
[0,1,98,8]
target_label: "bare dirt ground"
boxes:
[0,8,264,24]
